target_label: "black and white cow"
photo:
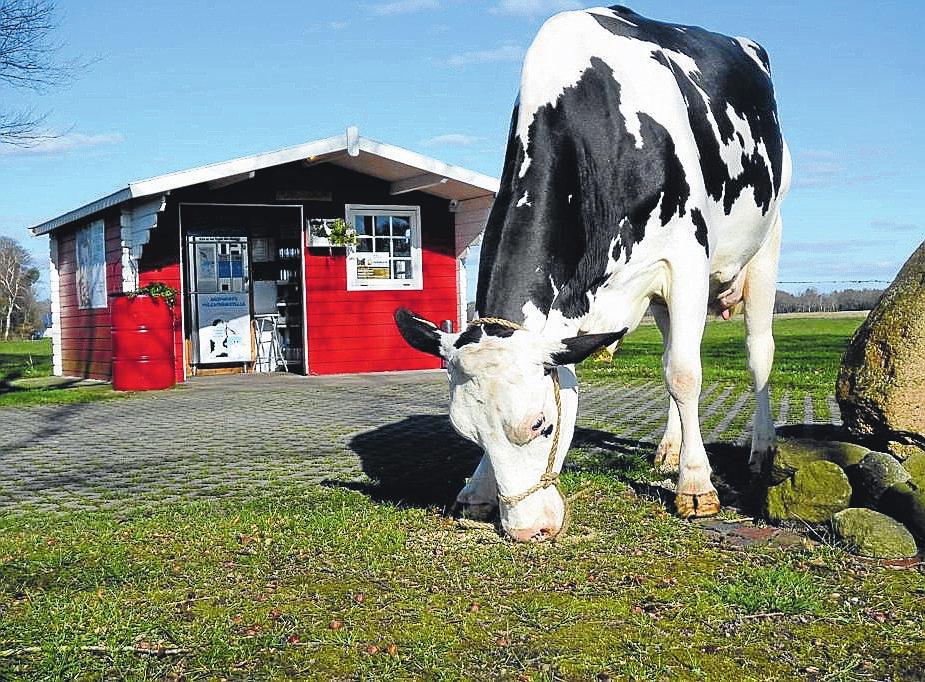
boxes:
[396,5,791,541]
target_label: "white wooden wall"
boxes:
[48,235,62,376]
[454,195,494,328]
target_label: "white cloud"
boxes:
[366,0,439,16]
[447,42,523,67]
[489,0,582,16]
[0,132,124,157]
[329,20,349,30]
[871,219,919,233]
[784,239,884,255]
[421,133,482,147]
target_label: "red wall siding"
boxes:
[305,245,457,375]
[56,211,122,380]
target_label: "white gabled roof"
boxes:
[29,127,500,236]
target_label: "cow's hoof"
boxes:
[457,502,496,521]
[653,442,681,474]
[674,491,720,519]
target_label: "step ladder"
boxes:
[252,314,289,373]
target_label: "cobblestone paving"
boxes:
[0,372,841,515]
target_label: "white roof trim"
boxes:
[29,129,499,236]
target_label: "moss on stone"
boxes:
[770,439,869,484]
[878,481,925,540]
[765,460,852,524]
[901,450,925,485]
[832,507,918,558]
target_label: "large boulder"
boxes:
[765,460,852,524]
[832,508,918,559]
[770,438,869,484]
[837,240,925,460]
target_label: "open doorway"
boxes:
[180,203,306,376]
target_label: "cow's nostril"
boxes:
[540,423,554,438]
[531,415,545,431]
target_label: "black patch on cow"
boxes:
[597,6,784,215]
[477,57,691,322]
[453,323,517,349]
[691,207,709,256]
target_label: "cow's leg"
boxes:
[454,453,498,520]
[652,302,681,473]
[664,271,719,518]
[743,213,783,476]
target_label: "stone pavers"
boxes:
[0,372,841,515]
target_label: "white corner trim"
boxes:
[48,235,63,376]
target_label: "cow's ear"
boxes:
[395,307,445,358]
[548,328,628,365]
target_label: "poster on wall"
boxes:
[75,220,107,308]
[355,254,391,280]
[196,293,252,364]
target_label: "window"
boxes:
[346,205,422,291]
[76,219,107,308]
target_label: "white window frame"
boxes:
[345,204,423,291]
[75,219,108,309]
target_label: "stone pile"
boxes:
[762,438,921,558]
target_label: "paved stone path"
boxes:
[0,373,841,515]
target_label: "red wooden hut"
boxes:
[29,128,497,380]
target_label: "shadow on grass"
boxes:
[344,414,855,519]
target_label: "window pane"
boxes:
[392,259,413,279]
[374,216,391,236]
[393,236,410,257]
[355,215,373,236]
[374,238,390,253]
[356,237,373,253]
[392,216,411,237]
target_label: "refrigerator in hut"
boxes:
[188,236,252,365]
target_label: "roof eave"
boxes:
[28,130,498,236]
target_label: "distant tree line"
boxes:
[774,287,884,314]
[0,236,47,339]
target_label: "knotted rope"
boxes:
[467,317,570,540]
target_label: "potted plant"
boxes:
[308,218,357,251]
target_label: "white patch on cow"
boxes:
[517,192,532,207]
[735,37,770,77]
[567,193,573,203]
[549,274,560,299]
[521,300,550,333]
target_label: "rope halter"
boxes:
[467,317,564,508]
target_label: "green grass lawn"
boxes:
[4,313,922,680]
[580,315,864,395]
[1,482,922,681]
[0,339,120,408]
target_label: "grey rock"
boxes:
[832,507,918,559]
[848,451,912,503]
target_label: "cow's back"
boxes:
[478,5,789,326]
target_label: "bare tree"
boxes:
[0,237,40,340]
[0,0,68,145]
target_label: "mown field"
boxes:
[0,339,117,408]
[2,313,924,681]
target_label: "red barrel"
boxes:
[110,294,177,391]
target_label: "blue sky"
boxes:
[2,0,922,299]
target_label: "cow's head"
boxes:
[395,308,626,542]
